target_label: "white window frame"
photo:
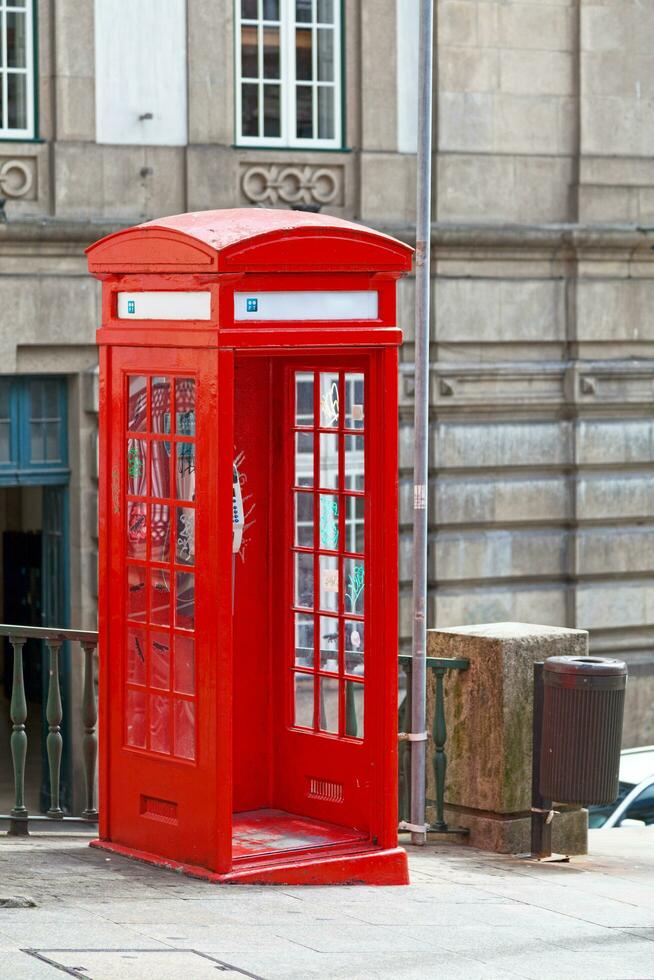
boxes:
[235,0,343,149]
[0,0,35,140]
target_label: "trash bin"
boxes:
[539,656,627,805]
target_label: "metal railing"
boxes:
[0,624,98,835]
[398,654,470,835]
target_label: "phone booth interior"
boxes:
[86,209,413,885]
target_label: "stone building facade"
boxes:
[0,0,651,816]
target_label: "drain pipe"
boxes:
[409,0,435,846]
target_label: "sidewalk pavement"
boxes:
[1,830,654,979]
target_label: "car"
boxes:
[589,745,654,829]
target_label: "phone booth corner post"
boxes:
[86,208,414,886]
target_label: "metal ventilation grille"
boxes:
[140,795,178,825]
[307,777,344,803]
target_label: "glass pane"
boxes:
[150,569,171,626]
[294,612,314,668]
[345,619,364,676]
[319,615,339,671]
[44,422,60,460]
[296,0,312,22]
[344,435,364,490]
[296,85,313,138]
[295,432,313,487]
[345,373,364,429]
[151,440,171,499]
[176,443,196,501]
[319,553,338,612]
[346,681,364,738]
[317,86,334,139]
[127,439,147,495]
[0,422,9,463]
[241,24,259,77]
[319,433,338,489]
[29,422,43,462]
[295,372,314,426]
[319,372,339,427]
[0,380,10,419]
[174,700,196,760]
[126,566,147,623]
[319,677,339,733]
[294,551,314,609]
[344,558,364,615]
[7,13,26,67]
[263,27,280,77]
[242,83,259,137]
[263,0,280,20]
[344,494,364,554]
[42,380,58,418]
[263,83,281,137]
[294,672,314,728]
[126,627,146,686]
[127,377,147,431]
[319,493,338,550]
[176,506,195,565]
[295,491,313,547]
[241,0,257,17]
[317,0,333,22]
[150,695,171,754]
[151,377,171,434]
[125,689,146,748]
[296,28,312,80]
[175,379,195,436]
[7,73,27,129]
[151,504,171,563]
[175,572,195,630]
[317,29,333,81]
[150,631,171,690]
[126,503,147,560]
[174,634,195,695]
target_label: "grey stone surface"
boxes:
[1,832,654,979]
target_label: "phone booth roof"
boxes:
[86,208,413,276]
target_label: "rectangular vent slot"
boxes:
[307,777,344,803]
[140,795,178,825]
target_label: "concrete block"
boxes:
[427,622,588,854]
[439,92,494,153]
[361,0,397,150]
[576,581,654,631]
[435,585,568,629]
[498,3,574,51]
[439,1,478,47]
[436,278,565,343]
[188,0,233,143]
[581,95,654,157]
[433,528,567,582]
[436,475,571,525]
[576,419,654,465]
[494,93,573,155]
[440,46,500,93]
[500,49,574,96]
[581,3,627,52]
[577,281,654,343]
[440,806,588,855]
[576,526,654,577]
[433,420,571,469]
[577,473,654,522]
[360,152,416,225]
[55,75,95,143]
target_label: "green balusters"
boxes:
[8,637,28,836]
[81,641,98,821]
[432,665,448,832]
[45,639,64,818]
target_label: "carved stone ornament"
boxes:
[241,163,343,207]
[0,158,35,198]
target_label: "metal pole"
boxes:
[410,0,434,846]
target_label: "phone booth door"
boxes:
[103,346,231,872]
[274,360,378,836]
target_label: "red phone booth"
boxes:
[86,209,413,885]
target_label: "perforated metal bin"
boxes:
[539,656,627,805]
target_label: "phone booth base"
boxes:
[90,837,408,886]
[86,209,413,887]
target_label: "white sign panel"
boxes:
[234,291,379,322]
[117,292,211,321]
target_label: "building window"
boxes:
[236,0,342,149]
[0,377,67,483]
[0,0,36,140]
